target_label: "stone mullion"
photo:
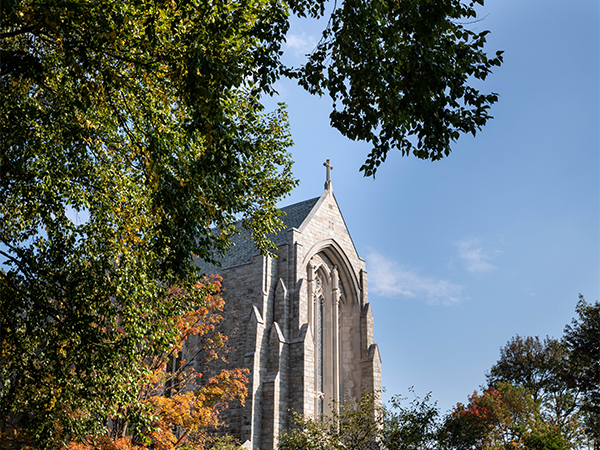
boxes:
[307,262,315,338]
[307,262,318,415]
[331,266,340,411]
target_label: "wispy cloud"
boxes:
[285,32,317,56]
[366,252,462,305]
[271,81,288,98]
[456,238,498,273]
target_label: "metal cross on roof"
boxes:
[323,159,333,191]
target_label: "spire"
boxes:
[323,159,333,191]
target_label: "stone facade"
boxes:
[191,180,382,450]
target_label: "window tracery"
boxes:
[309,255,345,418]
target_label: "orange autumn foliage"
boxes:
[66,276,248,450]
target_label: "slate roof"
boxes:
[196,196,320,273]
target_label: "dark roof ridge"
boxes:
[196,195,321,272]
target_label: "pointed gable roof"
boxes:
[278,196,321,236]
[196,196,320,272]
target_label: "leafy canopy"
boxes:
[563,295,600,446]
[289,0,504,175]
[471,296,600,450]
[277,391,442,450]
[1,0,295,446]
[2,0,504,177]
[442,383,572,450]
[59,277,249,450]
[486,334,582,440]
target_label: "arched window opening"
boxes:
[308,252,352,418]
[317,293,324,415]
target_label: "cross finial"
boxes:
[323,159,333,191]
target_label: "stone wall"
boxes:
[188,188,382,450]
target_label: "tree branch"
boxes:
[0,27,35,39]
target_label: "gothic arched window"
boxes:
[308,256,343,418]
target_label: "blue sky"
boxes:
[265,0,599,413]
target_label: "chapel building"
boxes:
[191,162,382,450]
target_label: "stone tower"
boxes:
[191,163,382,450]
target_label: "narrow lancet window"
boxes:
[317,295,324,395]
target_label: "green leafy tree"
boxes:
[1,0,296,445]
[278,393,382,450]
[289,0,504,175]
[485,297,600,449]
[1,0,502,447]
[486,335,583,441]
[487,336,568,403]
[278,391,441,450]
[61,276,248,450]
[209,435,246,450]
[1,0,504,178]
[441,383,573,450]
[383,391,441,450]
[563,295,600,449]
